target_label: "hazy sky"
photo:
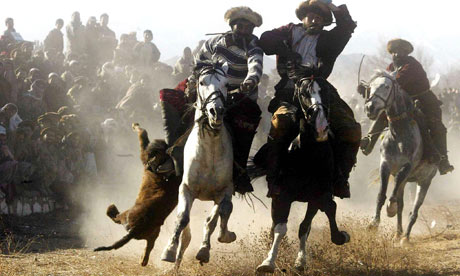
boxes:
[2,0,459,66]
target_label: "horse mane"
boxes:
[370,69,396,82]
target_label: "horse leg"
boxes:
[161,184,194,263]
[175,224,191,270]
[140,227,160,266]
[257,197,291,274]
[369,162,391,230]
[217,192,237,244]
[196,204,219,265]
[401,181,430,246]
[394,185,405,241]
[294,204,319,272]
[387,163,411,218]
[323,199,350,245]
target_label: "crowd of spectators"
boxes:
[0,13,198,205]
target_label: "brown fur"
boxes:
[94,123,181,267]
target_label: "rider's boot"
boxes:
[232,125,260,195]
[430,123,454,175]
[360,113,387,155]
[157,101,185,175]
[413,111,441,164]
[332,140,359,199]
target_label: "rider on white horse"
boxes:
[157,6,264,194]
[359,39,454,175]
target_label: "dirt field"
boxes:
[1,201,460,276]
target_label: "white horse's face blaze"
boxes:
[366,77,393,120]
[198,70,228,130]
[308,81,328,142]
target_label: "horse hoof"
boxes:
[140,257,149,267]
[400,237,412,248]
[331,231,350,245]
[218,231,236,243]
[386,202,397,218]
[294,255,306,272]
[161,246,177,263]
[367,219,380,231]
[256,260,275,274]
[195,247,210,265]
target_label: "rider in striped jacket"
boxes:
[158,6,264,194]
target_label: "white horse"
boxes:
[365,70,437,245]
[161,63,237,267]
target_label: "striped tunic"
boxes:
[195,34,264,99]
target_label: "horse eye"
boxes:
[200,81,204,86]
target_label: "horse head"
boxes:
[297,78,329,142]
[196,63,229,130]
[365,70,397,120]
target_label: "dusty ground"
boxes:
[1,202,460,276]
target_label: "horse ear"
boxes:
[221,62,229,74]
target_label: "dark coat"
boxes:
[388,56,441,108]
[259,4,356,80]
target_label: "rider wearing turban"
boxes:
[158,6,264,194]
[258,0,361,198]
[360,39,454,175]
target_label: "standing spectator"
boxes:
[44,19,64,53]
[3,18,23,44]
[133,30,160,68]
[173,47,193,82]
[85,16,100,64]
[66,12,86,58]
[0,62,12,106]
[98,13,117,63]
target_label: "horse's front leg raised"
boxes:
[387,163,411,218]
[196,203,220,265]
[161,184,194,264]
[257,197,292,274]
[217,192,237,244]
[369,161,391,230]
[295,203,319,272]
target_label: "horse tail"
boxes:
[93,231,135,252]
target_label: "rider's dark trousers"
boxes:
[266,86,361,195]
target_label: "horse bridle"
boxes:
[296,77,330,122]
[365,75,397,110]
[196,67,228,122]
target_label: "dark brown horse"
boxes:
[94,123,190,267]
[250,78,350,273]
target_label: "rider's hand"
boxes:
[357,82,369,98]
[240,79,256,93]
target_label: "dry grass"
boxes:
[1,211,460,276]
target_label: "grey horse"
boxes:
[364,70,437,246]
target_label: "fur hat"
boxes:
[296,0,333,25]
[224,6,263,27]
[387,39,414,56]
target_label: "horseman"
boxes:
[258,0,361,198]
[359,39,454,175]
[157,6,264,194]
